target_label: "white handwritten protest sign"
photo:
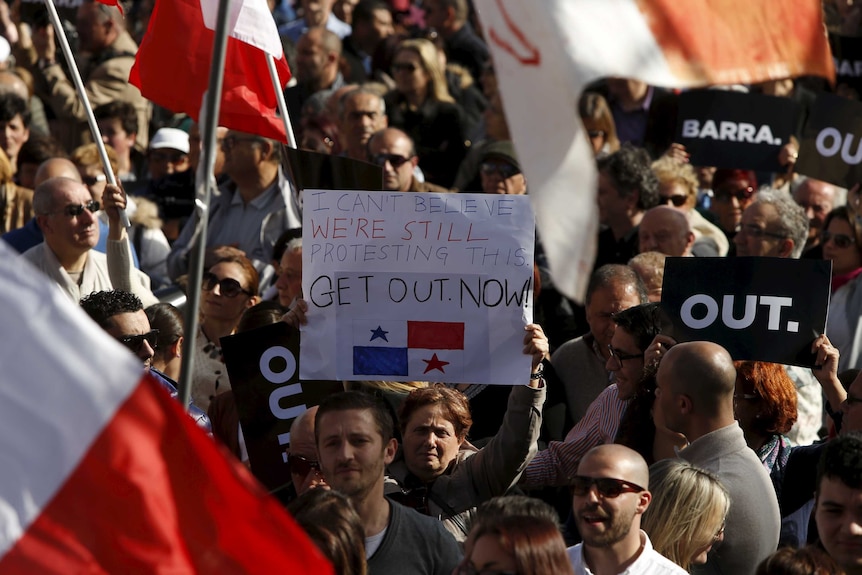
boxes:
[300,190,535,385]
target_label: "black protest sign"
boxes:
[221,322,343,492]
[830,34,862,98]
[284,147,384,192]
[675,90,799,172]
[795,93,862,189]
[661,257,831,367]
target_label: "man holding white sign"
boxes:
[300,190,535,385]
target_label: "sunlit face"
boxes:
[586,282,643,356]
[816,476,862,572]
[201,261,255,324]
[38,180,99,256]
[368,131,416,192]
[341,93,387,155]
[658,181,695,213]
[402,404,464,482]
[462,534,517,575]
[98,118,136,162]
[605,327,644,400]
[0,114,28,163]
[317,408,396,499]
[78,164,107,204]
[275,248,303,307]
[104,310,154,369]
[710,179,754,234]
[823,218,862,277]
[734,203,790,258]
[794,180,835,241]
[638,208,691,257]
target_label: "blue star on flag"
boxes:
[370,326,389,342]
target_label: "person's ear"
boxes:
[173,335,184,359]
[411,156,419,168]
[384,437,398,464]
[247,295,261,309]
[636,490,652,514]
[778,238,795,258]
[679,393,693,415]
[35,214,50,233]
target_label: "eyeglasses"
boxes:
[221,135,264,150]
[844,394,862,408]
[660,194,688,207]
[454,563,516,575]
[118,329,159,353]
[738,224,787,240]
[587,129,606,139]
[48,200,100,217]
[287,453,320,476]
[202,272,253,298]
[822,231,856,249]
[392,62,418,73]
[82,174,107,187]
[607,344,642,368]
[388,487,430,515]
[713,186,754,203]
[480,161,521,179]
[571,475,645,498]
[372,153,412,168]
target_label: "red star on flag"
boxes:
[422,353,450,374]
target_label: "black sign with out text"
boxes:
[661,257,831,367]
[675,90,800,172]
[221,322,343,492]
[795,93,862,190]
[830,34,862,98]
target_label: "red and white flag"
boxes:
[0,241,332,573]
[129,0,291,142]
[475,0,835,302]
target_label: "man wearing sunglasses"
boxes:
[656,341,779,574]
[286,406,327,495]
[568,444,686,574]
[367,128,450,193]
[23,177,157,306]
[479,140,526,196]
[80,289,210,430]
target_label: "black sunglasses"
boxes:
[52,200,100,217]
[714,186,754,202]
[480,161,520,179]
[287,453,320,476]
[118,329,159,353]
[372,153,412,168]
[660,194,688,207]
[822,230,856,249]
[392,62,418,73]
[572,475,645,498]
[82,174,107,187]
[202,272,252,298]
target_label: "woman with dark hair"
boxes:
[288,489,367,575]
[823,202,862,371]
[733,361,797,498]
[384,38,470,187]
[579,92,620,158]
[145,302,184,382]
[456,514,574,575]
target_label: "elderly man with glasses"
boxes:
[167,130,302,290]
[80,289,210,431]
[21,176,156,306]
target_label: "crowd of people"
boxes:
[6,0,862,573]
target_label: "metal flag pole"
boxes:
[266,53,297,149]
[42,0,130,228]
[176,0,232,410]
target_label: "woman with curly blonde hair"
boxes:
[642,459,730,571]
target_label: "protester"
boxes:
[288,489,368,575]
[568,444,687,575]
[366,127,450,192]
[627,251,666,302]
[642,459,730,572]
[287,406,327,495]
[733,361,798,499]
[638,205,695,257]
[340,87,388,161]
[146,128,190,182]
[274,237,303,308]
[479,140,525,195]
[145,302,184,382]
[285,28,346,127]
[814,431,862,573]
[709,169,757,241]
[792,177,843,259]
[579,92,620,158]
[823,205,862,371]
[0,92,29,178]
[94,100,146,183]
[341,1,394,83]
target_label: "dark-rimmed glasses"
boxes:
[48,200,100,217]
[822,231,856,249]
[392,62,418,73]
[372,153,412,168]
[480,161,520,179]
[202,272,252,298]
[571,475,645,498]
[660,194,688,207]
[287,453,320,476]
[607,344,642,368]
[118,329,159,353]
[714,186,754,203]
[82,174,107,187]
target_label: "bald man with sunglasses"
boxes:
[367,128,450,193]
[568,444,686,574]
[22,177,156,306]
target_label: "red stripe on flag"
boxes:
[129,0,291,142]
[95,0,123,15]
[407,321,465,350]
[0,374,332,573]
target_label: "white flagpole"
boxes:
[176,0,233,410]
[42,0,131,228]
[266,54,297,149]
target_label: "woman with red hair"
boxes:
[733,361,798,499]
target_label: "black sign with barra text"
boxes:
[661,257,831,367]
[221,322,343,492]
[675,90,800,172]
[830,34,862,98]
[795,93,862,190]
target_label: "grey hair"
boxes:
[339,87,386,121]
[751,189,809,258]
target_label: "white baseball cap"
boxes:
[149,128,190,154]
